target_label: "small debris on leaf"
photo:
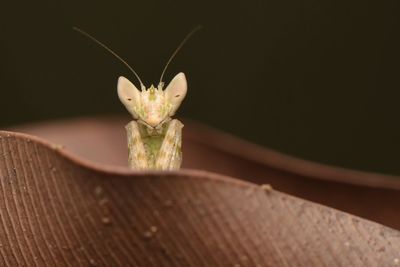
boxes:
[261,184,273,193]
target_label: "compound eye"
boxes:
[165,73,187,116]
[117,76,141,119]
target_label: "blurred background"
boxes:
[0,0,399,174]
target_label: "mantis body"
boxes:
[74,27,200,170]
[121,73,186,170]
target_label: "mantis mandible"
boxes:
[73,26,201,170]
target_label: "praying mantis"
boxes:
[74,26,201,170]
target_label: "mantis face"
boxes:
[118,72,187,128]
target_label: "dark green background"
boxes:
[0,0,399,174]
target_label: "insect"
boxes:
[73,26,201,170]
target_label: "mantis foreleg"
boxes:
[126,121,148,169]
[155,119,183,170]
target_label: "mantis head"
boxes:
[118,72,187,128]
[73,26,200,128]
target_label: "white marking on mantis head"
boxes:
[118,72,187,127]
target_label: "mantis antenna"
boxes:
[158,25,203,87]
[73,26,145,90]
